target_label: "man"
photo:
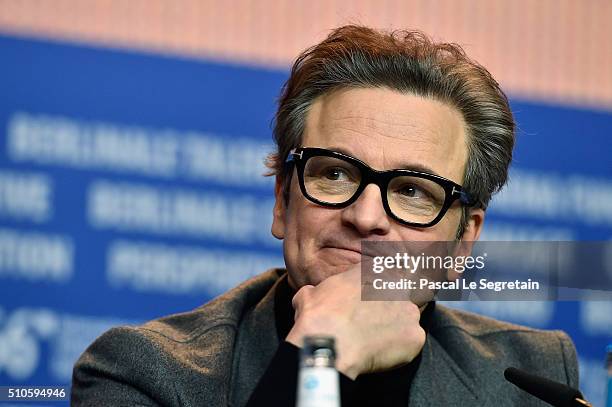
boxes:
[72,25,578,406]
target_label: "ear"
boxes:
[448,208,485,281]
[271,176,287,240]
[460,207,485,243]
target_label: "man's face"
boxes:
[272,87,484,289]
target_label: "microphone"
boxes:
[504,367,592,407]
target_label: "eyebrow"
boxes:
[326,146,442,177]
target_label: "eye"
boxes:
[322,167,351,181]
[397,184,429,199]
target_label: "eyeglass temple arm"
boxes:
[452,185,477,206]
[285,148,302,163]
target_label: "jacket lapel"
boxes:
[410,334,482,406]
[229,274,283,407]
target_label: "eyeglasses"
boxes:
[285,147,475,228]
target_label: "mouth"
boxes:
[323,245,362,255]
[320,245,365,264]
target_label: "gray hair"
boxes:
[267,25,515,235]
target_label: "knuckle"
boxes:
[414,326,426,346]
[291,285,314,308]
[404,301,421,319]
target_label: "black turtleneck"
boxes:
[246,275,435,406]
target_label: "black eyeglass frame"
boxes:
[285,147,475,228]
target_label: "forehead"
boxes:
[302,87,469,184]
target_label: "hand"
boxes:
[286,266,426,380]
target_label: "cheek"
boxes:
[282,190,316,256]
[284,196,330,244]
[283,198,338,287]
[284,175,336,237]
[432,208,463,239]
[395,208,462,241]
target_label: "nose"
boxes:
[341,184,391,237]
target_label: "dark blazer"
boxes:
[72,269,579,406]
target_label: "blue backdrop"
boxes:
[0,35,610,405]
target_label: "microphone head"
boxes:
[504,367,583,407]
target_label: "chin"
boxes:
[287,259,356,289]
[311,264,354,286]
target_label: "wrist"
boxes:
[286,326,363,380]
